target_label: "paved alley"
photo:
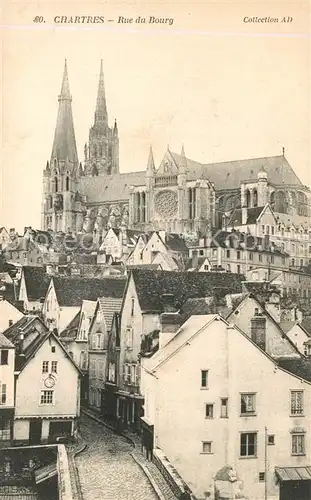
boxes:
[75,414,159,500]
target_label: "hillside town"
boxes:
[1,60,311,500]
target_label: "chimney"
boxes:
[192,250,199,269]
[162,293,176,313]
[160,311,181,349]
[251,316,266,351]
[242,207,248,225]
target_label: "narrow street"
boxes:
[75,414,159,500]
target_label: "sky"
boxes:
[1,1,310,231]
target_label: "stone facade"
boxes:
[41,62,311,239]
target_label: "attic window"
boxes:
[51,346,56,353]
[234,310,239,315]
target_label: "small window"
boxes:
[267,435,275,445]
[205,404,214,418]
[0,350,8,365]
[40,390,54,404]
[199,250,204,256]
[262,225,265,234]
[51,346,56,353]
[202,441,212,454]
[292,433,305,456]
[220,398,228,418]
[237,265,241,274]
[42,361,49,373]
[241,393,256,415]
[259,254,262,262]
[271,226,275,235]
[290,390,304,415]
[249,252,253,260]
[201,370,208,388]
[237,251,241,259]
[51,361,58,374]
[0,384,7,405]
[259,472,265,482]
[240,432,257,457]
[226,250,230,258]
[131,298,135,317]
[125,327,133,349]
[254,308,259,316]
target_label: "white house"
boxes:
[0,297,24,333]
[280,321,311,356]
[18,266,51,312]
[0,332,15,446]
[141,314,311,500]
[13,330,81,445]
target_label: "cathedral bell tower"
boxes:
[84,60,119,176]
[41,60,83,233]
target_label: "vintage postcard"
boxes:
[0,1,310,500]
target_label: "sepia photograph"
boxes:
[0,1,310,499]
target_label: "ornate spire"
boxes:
[146,145,156,175]
[179,144,187,173]
[95,59,108,123]
[59,59,71,101]
[51,60,78,166]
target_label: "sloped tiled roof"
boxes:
[162,233,188,253]
[131,269,245,313]
[98,296,123,331]
[2,315,44,344]
[229,206,265,225]
[53,276,126,307]
[0,331,14,348]
[59,311,80,341]
[80,171,146,202]
[301,317,311,336]
[22,266,51,301]
[277,358,311,383]
[171,153,303,189]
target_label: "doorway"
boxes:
[29,419,42,444]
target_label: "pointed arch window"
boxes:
[188,188,196,219]
[141,192,146,223]
[245,189,251,208]
[54,177,58,193]
[253,189,258,207]
[66,176,70,191]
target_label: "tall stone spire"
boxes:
[146,145,156,175]
[95,59,108,124]
[50,60,79,166]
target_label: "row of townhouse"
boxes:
[71,268,311,500]
[0,314,80,447]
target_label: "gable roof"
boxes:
[150,314,311,385]
[16,330,82,374]
[22,266,51,301]
[98,296,123,331]
[131,269,245,313]
[59,311,81,341]
[171,153,303,189]
[2,315,46,344]
[52,276,126,307]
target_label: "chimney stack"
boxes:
[251,315,266,351]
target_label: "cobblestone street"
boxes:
[75,414,159,500]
